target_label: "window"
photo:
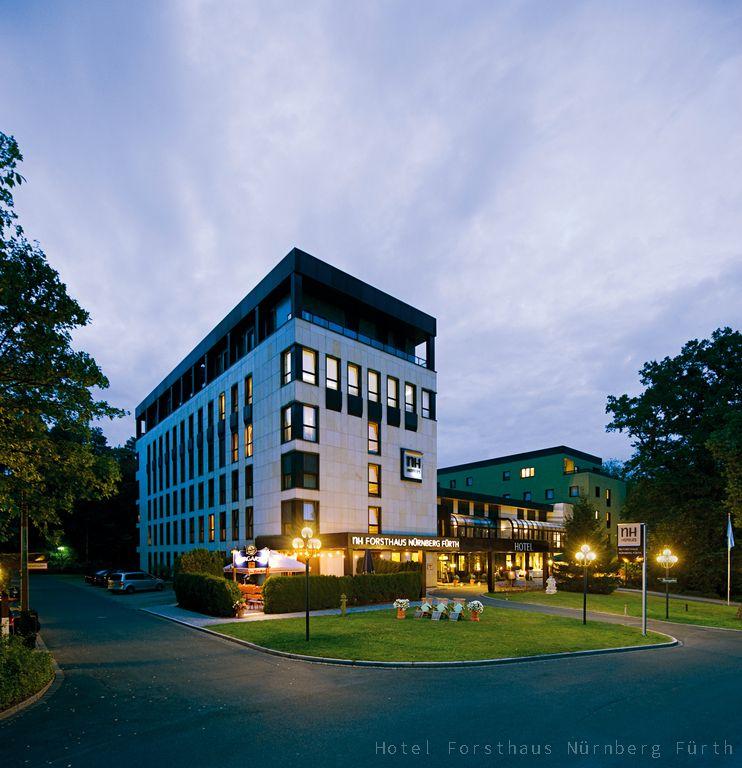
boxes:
[523,491,532,501]
[348,363,360,397]
[545,488,555,500]
[449,479,456,489]
[302,405,317,442]
[232,509,239,540]
[282,348,293,385]
[219,474,226,505]
[302,348,317,385]
[208,478,214,507]
[569,485,580,498]
[502,493,511,499]
[189,517,195,544]
[282,403,318,443]
[606,511,612,529]
[606,488,612,507]
[197,482,204,510]
[219,511,226,542]
[387,376,399,408]
[231,431,239,463]
[595,486,601,498]
[564,457,575,473]
[517,508,525,519]
[244,424,253,457]
[326,355,340,390]
[231,470,239,503]
[281,499,319,535]
[281,405,292,442]
[521,467,535,478]
[404,383,416,413]
[244,375,253,406]
[218,392,226,421]
[281,451,319,490]
[208,513,215,542]
[198,516,205,543]
[502,471,511,481]
[244,506,254,539]
[368,506,381,534]
[230,384,239,414]
[465,476,473,487]
[367,370,379,402]
[368,421,380,454]
[244,465,253,498]
[422,389,435,419]
[368,463,381,497]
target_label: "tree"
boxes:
[606,328,742,595]
[0,132,124,607]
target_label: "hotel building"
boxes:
[135,249,441,586]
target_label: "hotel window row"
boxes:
[147,505,254,547]
[282,344,436,426]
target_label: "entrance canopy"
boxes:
[504,519,565,534]
[224,548,305,574]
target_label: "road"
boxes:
[1,575,740,768]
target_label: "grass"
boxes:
[210,608,668,662]
[489,590,742,630]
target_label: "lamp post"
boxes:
[292,527,322,641]
[656,547,678,620]
[575,544,596,625]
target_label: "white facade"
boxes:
[136,316,437,576]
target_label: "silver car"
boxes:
[107,571,164,594]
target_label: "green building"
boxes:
[438,446,626,547]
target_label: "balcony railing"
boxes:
[300,310,427,367]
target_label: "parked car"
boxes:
[107,571,164,594]
[85,569,113,586]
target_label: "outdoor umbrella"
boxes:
[362,549,375,574]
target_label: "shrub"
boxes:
[263,571,422,613]
[174,549,225,578]
[0,637,54,712]
[173,572,241,616]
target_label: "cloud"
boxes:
[2,0,740,463]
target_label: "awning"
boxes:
[451,514,496,527]
[224,548,305,574]
[504,519,565,534]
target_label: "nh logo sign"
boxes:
[617,522,644,556]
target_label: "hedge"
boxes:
[0,637,54,712]
[174,548,225,577]
[263,571,422,614]
[557,574,621,594]
[173,572,242,616]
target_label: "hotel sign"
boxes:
[617,522,644,557]
[400,448,423,482]
[349,534,460,551]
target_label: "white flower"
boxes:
[394,598,410,610]
[467,600,484,614]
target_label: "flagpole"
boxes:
[728,512,732,607]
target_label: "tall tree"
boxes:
[0,132,124,607]
[606,328,741,594]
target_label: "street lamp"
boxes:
[292,527,322,641]
[575,544,597,625]
[656,547,678,619]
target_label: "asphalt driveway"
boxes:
[1,575,739,767]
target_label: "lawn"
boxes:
[489,590,742,630]
[210,608,668,662]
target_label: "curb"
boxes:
[480,594,742,633]
[0,634,64,721]
[150,610,680,669]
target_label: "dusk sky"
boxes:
[3,1,741,465]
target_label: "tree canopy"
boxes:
[0,132,124,538]
[606,328,741,594]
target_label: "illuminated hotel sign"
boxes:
[401,448,423,482]
[349,534,460,551]
[513,541,534,552]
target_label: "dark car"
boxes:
[85,569,115,586]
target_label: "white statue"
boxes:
[545,575,557,594]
